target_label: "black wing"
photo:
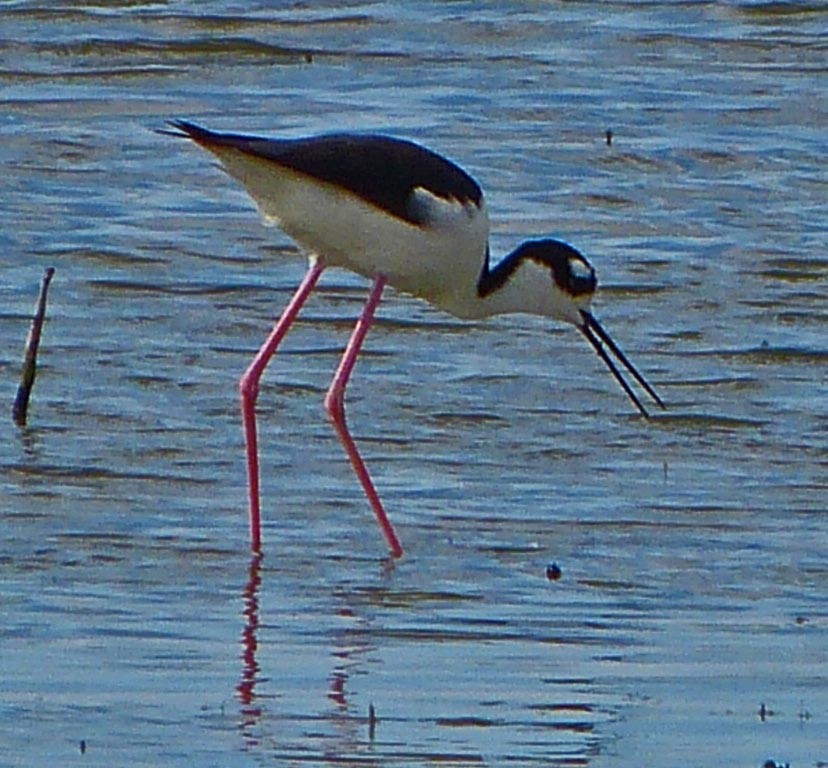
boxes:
[163,120,483,226]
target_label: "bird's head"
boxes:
[479,238,664,417]
[512,238,598,324]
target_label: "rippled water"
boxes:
[2,2,826,767]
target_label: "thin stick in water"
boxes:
[13,267,55,427]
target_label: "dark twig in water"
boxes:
[13,267,55,426]
[368,702,377,741]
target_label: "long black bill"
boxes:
[579,310,665,418]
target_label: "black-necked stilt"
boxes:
[162,120,664,558]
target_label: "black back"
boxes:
[167,121,483,226]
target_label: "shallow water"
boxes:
[1,2,826,766]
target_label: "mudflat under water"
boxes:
[2,3,826,767]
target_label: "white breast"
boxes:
[208,145,491,315]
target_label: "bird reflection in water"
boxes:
[237,552,263,747]
[235,554,382,755]
[326,602,379,754]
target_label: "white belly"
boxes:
[209,146,491,316]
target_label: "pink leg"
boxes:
[324,275,404,558]
[240,258,325,552]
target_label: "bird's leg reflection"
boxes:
[237,552,263,743]
[327,606,358,711]
[234,555,393,756]
[324,602,381,752]
[328,666,348,709]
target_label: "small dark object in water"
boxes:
[758,702,776,721]
[368,702,377,740]
[546,562,562,581]
[605,129,613,146]
[763,760,790,768]
[79,739,86,754]
[13,267,55,426]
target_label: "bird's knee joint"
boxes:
[239,376,259,405]
[324,390,345,421]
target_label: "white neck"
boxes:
[488,257,584,324]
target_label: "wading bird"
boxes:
[162,120,664,557]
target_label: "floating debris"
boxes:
[758,702,776,722]
[13,267,55,426]
[368,702,377,741]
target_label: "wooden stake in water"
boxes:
[13,267,55,427]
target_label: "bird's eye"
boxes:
[568,257,596,295]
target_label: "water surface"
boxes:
[2,2,826,766]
